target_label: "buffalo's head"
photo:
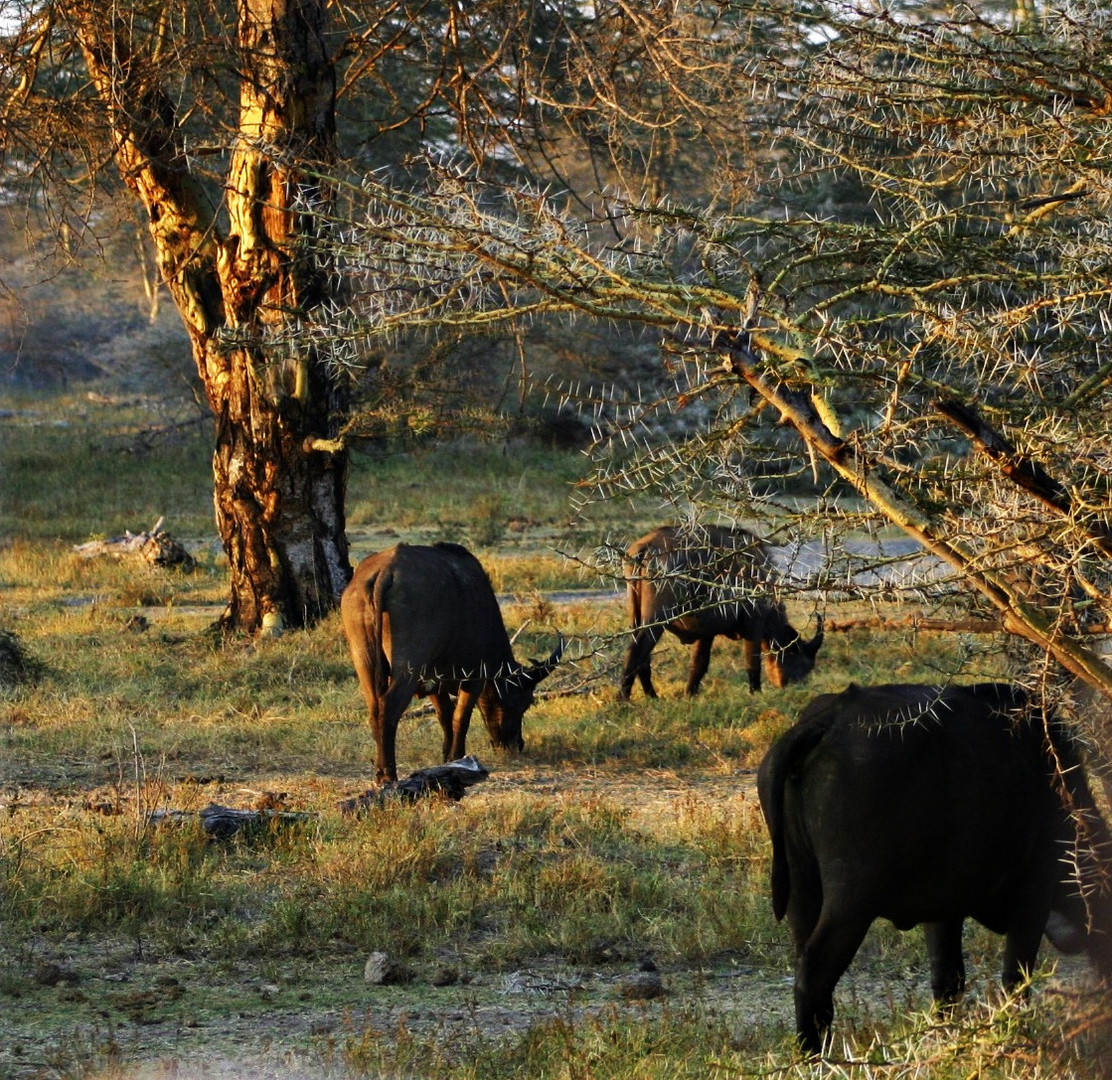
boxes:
[1045,806,1112,982]
[764,615,824,689]
[481,635,565,751]
[1046,889,1112,982]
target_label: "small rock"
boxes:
[364,951,408,985]
[616,970,665,1001]
[430,965,459,987]
[34,963,80,987]
[584,939,620,963]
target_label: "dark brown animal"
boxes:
[341,542,563,781]
[757,682,1112,1054]
[619,525,822,699]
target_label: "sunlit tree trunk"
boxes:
[72,0,350,632]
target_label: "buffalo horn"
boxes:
[526,633,565,681]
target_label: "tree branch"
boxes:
[716,333,1112,702]
[935,394,1112,560]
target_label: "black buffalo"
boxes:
[757,682,1112,1053]
[341,542,563,781]
[619,524,822,699]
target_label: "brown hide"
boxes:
[341,542,562,780]
[619,525,822,699]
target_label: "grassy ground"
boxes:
[1,389,1110,1079]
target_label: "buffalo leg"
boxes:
[429,692,456,763]
[445,685,480,761]
[743,638,762,692]
[619,625,664,700]
[1001,904,1049,994]
[923,921,966,1005]
[377,679,417,781]
[793,914,871,1055]
[347,640,402,782]
[685,637,714,696]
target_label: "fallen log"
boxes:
[338,756,491,814]
[74,516,195,572]
[146,758,491,836]
[148,803,311,839]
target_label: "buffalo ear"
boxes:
[526,633,565,682]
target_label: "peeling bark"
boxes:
[70,0,351,632]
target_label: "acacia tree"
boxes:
[717,2,1112,707]
[309,3,1112,727]
[1,0,349,631]
[0,0,706,630]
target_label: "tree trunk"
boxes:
[206,337,350,631]
[205,0,350,630]
[72,0,351,632]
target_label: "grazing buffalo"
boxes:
[619,525,822,699]
[757,682,1112,1053]
[341,542,563,781]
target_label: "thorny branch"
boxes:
[296,136,1112,708]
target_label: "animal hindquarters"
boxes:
[340,560,424,782]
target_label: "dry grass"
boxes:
[1,391,1107,1079]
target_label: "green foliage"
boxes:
[344,439,612,556]
[0,394,214,542]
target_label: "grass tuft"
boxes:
[0,626,46,688]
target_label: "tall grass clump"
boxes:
[0,810,229,936]
[335,984,1112,1080]
[241,788,776,970]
